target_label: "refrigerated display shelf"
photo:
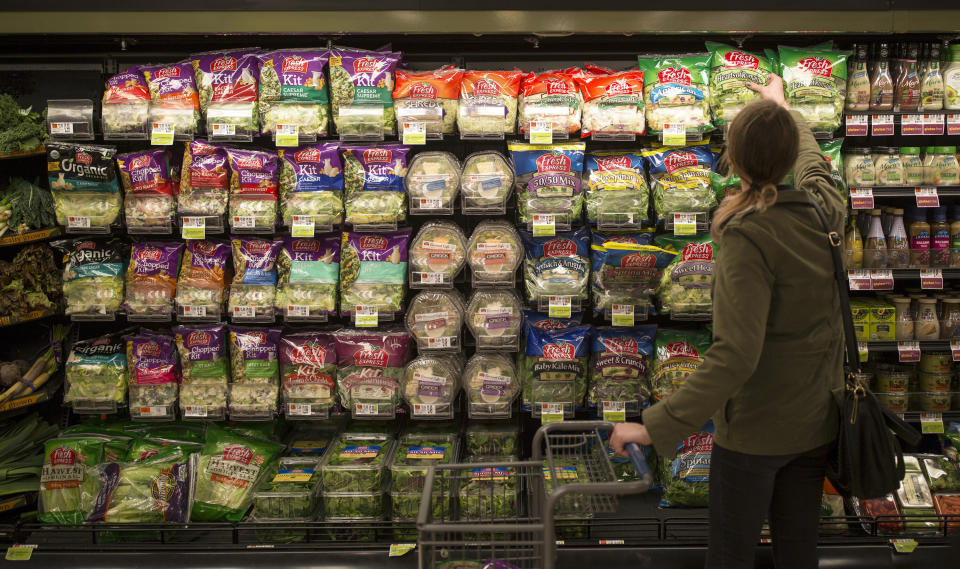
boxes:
[847,187,960,198]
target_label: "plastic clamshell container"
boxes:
[321,434,396,493]
[464,421,520,458]
[908,391,954,412]
[389,433,459,494]
[849,494,902,534]
[897,472,934,509]
[47,99,95,141]
[252,457,323,521]
[323,491,385,521]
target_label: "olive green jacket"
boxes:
[643,111,845,458]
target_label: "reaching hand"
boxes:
[610,422,653,456]
[747,73,790,110]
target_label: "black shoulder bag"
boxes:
[777,189,921,499]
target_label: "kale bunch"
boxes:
[0,94,46,155]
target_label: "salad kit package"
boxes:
[591,233,672,319]
[645,144,717,219]
[229,238,283,321]
[706,43,774,129]
[778,45,850,132]
[275,234,340,320]
[521,227,591,309]
[460,151,515,213]
[279,331,338,418]
[179,140,229,218]
[342,144,410,227]
[47,142,122,230]
[405,289,465,353]
[655,234,716,319]
[257,49,330,139]
[393,66,464,136]
[518,68,584,136]
[38,437,105,524]
[509,142,586,229]
[589,326,657,415]
[458,70,523,136]
[176,239,231,320]
[464,353,520,418]
[126,332,180,420]
[659,422,714,508]
[334,328,413,418]
[228,326,282,419]
[652,328,712,401]
[637,55,713,135]
[278,143,344,230]
[192,50,261,138]
[339,230,410,320]
[402,355,462,419]
[406,151,461,214]
[520,322,592,416]
[53,237,126,317]
[117,149,177,232]
[328,46,402,136]
[124,242,184,318]
[409,221,467,286]
[576,66,646,138]
[87,450,192,523]
[225,148,279,232]
[466,289,524,351]
[64,331,129,413]
[141,61,201,136]
[101,66,151,137]
[585,151,649,228]
[191,426,284,522]
[467,220,523,286]
[173,324,229,419]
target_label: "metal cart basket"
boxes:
[417,420,653,569]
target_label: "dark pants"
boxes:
[706,442,832,569]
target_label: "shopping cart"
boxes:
[416,420,653,569]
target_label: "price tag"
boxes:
[183,405,208,418]
[611,304,635,327]
[871,114,894,136]
[356,402,379,416]
[849,188,875,210]
[288,403,312,416]
[426,337,454,350]
[952,340,960,362]
[275,124,299,147]
[890,538,918,554]
[541,403,565,424]
[67,216,90,229]
[901,114,923,135]
[418,272,444,285]
[673,213,697,236]
[532,214,556,237]
[50,122,74,135]
[181,216,206,239]
[921,412,944,434]
[530,120,553,144]
[232,215,256,229]
[5,545,37,561]
[858,341,869,363]
[897,341,921,363]
[662,122,686,146]
[355,305,378,327]
[232,305,256,319]
[920,268,943,289]
[844,114,868,136]
[182,305,207,318]
[947,114,960,136]
[418,198,443,210]
[922,113,945,135]
[286,305,310,318]
[151,122,175,145]
[402,121,427,145]
[602,401,626,422]
[598,539,625,546]
[548,296,572,318]
[212,123,236,137]
[291,215,315,238]
[847,269,872,291]
[138,406,166,418]
[389,544,416,557]
[413,403,437,416]
[915,187,940,208]
[869,269,894,291]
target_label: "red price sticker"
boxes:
[947,114,960,136]
[901,114,923,135]
[847,270,872,291]
[920,268,943,290]
[922,113,945,135]
[845,114,868,137]
[915,187,940,208]
[850,188,874,210]
[951,340,960,362]
[871,114,894,136]
[869,269,894,291]
[897,341,921,363]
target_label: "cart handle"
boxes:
[532,419,654,484]
[624,442,652,482]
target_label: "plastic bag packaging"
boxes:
[258,49,330,138]
[179,140,229,217]
[651,328,712,402]
[521,227,591,306]
[229,238,283,320]
[458,70,523,135]
[590,232,672,318]
[519,322,592,415]
[328,46,402,136]
[192,50,261,138]
[275,234,340,319]
[278,142,343,229]
[405,289,465,353]
[585,151,649,227]
[659,422,713,508]
[576,66,646,137]
[339,230,410,319]
[509,141,586,229]
[778,45,849,132]
[637,55,713,135]
[141,61,201,136]
[117,149,177,231]
[173,324,229,418]
[644,144,717,218]
[126,332,180,420]
[518,68,583,135]
[64,330,129,412]
[589,326,657,414]
[228,326,282,419]
[101,66,151,137]
[87,450,192,523]
[53,237,126,317]
[706,43,775,129]
[654,234,716,319]
[334,328,413,415]
[409,221,467,284]
[225,148,278,231]
[38,437,105,524]
[124,241,184,317]
[47,142,122,230]
[176,239,231,318]
[341,144,409,226]
[279,330,338,415]
[393,66,463,136]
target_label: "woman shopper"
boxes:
[611,74,845,569]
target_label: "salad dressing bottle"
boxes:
[870,43,895,111]
[846,216,863,269]
[931,206,951,267]
[864,209,887,269]
[846,44,871,111]
[886,208,910,269]
[910,209,931,268]
[896,43,921,112]
[920,43,944,111]
[950,204,960,267]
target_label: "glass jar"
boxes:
[900,146,924,185]
[916,298,941,340]
[941,299,960,339]
[894,297,915,340]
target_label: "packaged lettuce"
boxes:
[467,220,523,284]
[405,289,465,352]
[328,46,402,135]
[342,144,409,226]
[518,68,583,136]
[778,45,849,132]
[509,141,586,229]
[176,239,231,318]
[47,142,122,230]
[706,43,774,129]
[228,327,282,419]
[53,237,126,316]
[141,61,201,135]
[458,70,523,135]
[38,437,105,524]
[229,237,283,321]
[278,143,343,229]
[125,438,202,463]
[258,49,330,138]
[276,234,340,319]
[124,242,184,317]
[191,426,284,522]
[589,326,657,413]
[322,433,395,493]
[406,151,461,213]
[655,234,715,319]
[179,140,229,217]
[659,422,714,508]
[652,328,711,401]
[460,151,514,212]
[521,227,591,307]
[402,355,461,418]
[87,450,191,523]
[576,66,646,138]
[339,230,410,318]
[637,55,713,135]
[645,144,717,218]
[192,50,261,137]
[466,289,524,351]
[410,221,467,283]
[279,331,338,415]
[173,324,229,418]
[519,323,591,415]
[117,149,177,231]
[101,66,151,137]
[463,353,520,418]
[585,151,649,226]
[393,66,464,136]
[590,233,672,318]
[334,328,412,413]
[64,331,129,411]
[126,332,180,420]
[225,148,278,231]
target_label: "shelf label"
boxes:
[5,545,37,561]
[869,269,894,290]
[413,403,437,416]
[532,214,556,237]
[548,296,572,318]
[599,539,625,546]
[150,122,175,145]
[418,198,443,210]
[890,538,918,554]
[212,123,236,137]
[530,120,553,144]
[858,341,869,363]
[291,215,315,237]
[871,114,894,136]
[662,122,686,146]
[847,269,872,291]
[275,124,299,147]
[50,122,74,135]
[355,305,378,327]
[901,113,923,135]
[915,187,940,208]
[355,402,379,416]
[426,336,454,350]
[897,341,921,362]
[67,216,90,229]
[845,114,868,136]
[232,215,256,229]
[922,113,945,135]
[673,213,697,235]
[541,403,565,424]
[849,188,874,210]
[286,305,310,318]
[389,544,416,557]
[183,405,208,418]
[138,406,166,418]
[181,216,205,240]
[948,114,960,136]
[402,121,427,145]
[181,305,207,318]
[602,400,626,423]
[951,340,960,362]
[611,304,634,327]
[287,403,312,416]
[920,412,944,434]
[920,268,943,290]
[232,305,256,319]
[418,272,444,285]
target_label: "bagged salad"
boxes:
[191,425,284,522]
[117,149,177,231]
[225,148,278,231]
[575,65,646,137]
[258,49,330,138]
[409,221,467,285]
[406,151,461,213]
[405,289,465,352]
[47,142,122,230]
[176,239,231,318]
[328,46,402,135]
[652,328,711,401]
[38,437,105,524]
[518,68,583,136]
[463,353,520,418]
[466,289,525,350]
[124,242,184,317]
[520,322,592,415]
[659,422,714,508]
[778,45,849,132]
[655,234,716,318]
[179,140,229,217]
[521,227,591,307]
[339,230,410,319]
[53,237,126,316]
[334,328,413,415]
[458,70,523,135]
[402,355,462,418]
[173,324,229,419]
[589,326,657,414]
[585,151,649,227]
[275,234,340,319]
[87,450,192,523]
[141,61,201,136]
[645,144,716,218]
[638,55,713,136]
[279,330,338,416]
[393,66,463,136]
[706,43,774,129]
[509,141,586,229]
[278,143,343,229]
[64,330,129,412]
[229,237,283,321]
[228,326,282,419]
[126,332,180,420]
[460,151,514,212]
[591,232,672,318]
[342,144,409,226]
[192,50,261,137]
[467,220,523,284]
[101,66,151,137]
